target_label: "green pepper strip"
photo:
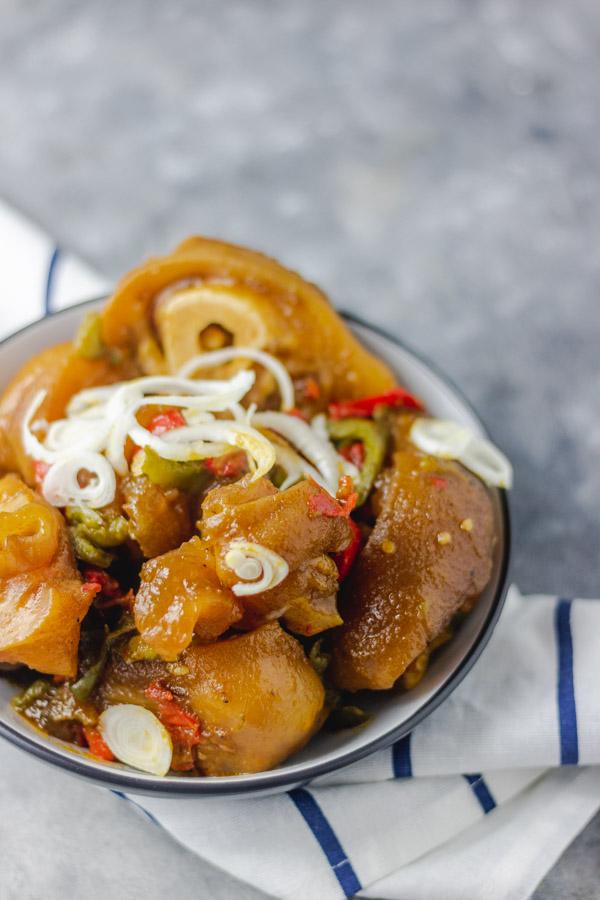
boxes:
[68,528,115,568]
[327,417,388,505]
[141,447,210,492]
[11,679,52,711]
[70,615,137,701]
[74,312,106,360]
[66,507,130,547]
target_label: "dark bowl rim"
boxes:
[0,299,512,796]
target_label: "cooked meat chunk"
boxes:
[330,449,495,691]
[201,476,350,633]
[134,537,242,660]
[122,474,194,558]
[0,475,89,676]
[97,622,325,775]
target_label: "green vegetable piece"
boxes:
[121,634,160,663]
[308,637,331,678]
[327,417,388,505]
[141,447,209,492]
[328,705,370,729]
[66,507,129,548]
[11,678,52,711]
[74,312,106,360]
[68,526,115,568]
[70,615,137,701]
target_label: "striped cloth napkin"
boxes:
[1,199,599,900]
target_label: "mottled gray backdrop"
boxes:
[0,0,598,897]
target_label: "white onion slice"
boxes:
[99,705,172,776]
[271,444,330,492]
[128,419,276,479]
[178,347,295,411]
[252,411,341,494]
[410,418,513,489]
[224,541,289,596]
[42,452,117,509]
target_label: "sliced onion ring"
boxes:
[410,418,513,489]
[99,705,172,776]
[178,347,295,411]
[224,541,289,596]
[42,452,117,509]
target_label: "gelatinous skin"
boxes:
[122,474,194,559]
[134,537,242,660]
[0,342,138,484]
[0,475,89,677]
[97,622,325,775]
[100,237,396,405]
[201,476,350,634]
[330,450,495,692]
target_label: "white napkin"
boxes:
[0,199,598,900]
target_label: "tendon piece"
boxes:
[330,452,495,692]
[200,476,351,633]
[134,537,243,660]
[0,475,89,677]
[99,237,396,405]
[122,474,194,559]
[0,342,138,485]
[97,623,326,775]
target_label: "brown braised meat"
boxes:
[134,537,243,659]
[330,447,495,692]
[0,475,90,676]
[0,341,137,485]
[200,476,351,634]
[99,236,396,410]
[122,474,195,558]
[96,622,325,775]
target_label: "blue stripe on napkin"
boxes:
[111,790,163,828]
[45,246,60,316]
[392,733,412,777]
[555,598,579,765]
[463,774,497,814]
[289,788,361,897]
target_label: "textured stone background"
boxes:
[0,0,598,897]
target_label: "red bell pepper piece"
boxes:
[333,518,363,580]
[339,441,365,469]
[307,477,358,518]
[204,451,247,478]
[303,378,321,400]
[32,460,49,489]
[328,386,424,420]
[148,408,186,435]
[145,682,202,748]
[84,726,115,761]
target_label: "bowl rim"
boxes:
[0,300,511,795]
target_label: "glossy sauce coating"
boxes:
[330,450,495,691]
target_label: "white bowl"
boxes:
[0,301,510,797]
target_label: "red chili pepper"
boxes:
[146,680,174,703]
[148,408,186,436]
[303,378,321,401]
[145,682,202,748]
[83,726,115,761]
[81,567,121,598]
[204,451,247,478]
[288,406,308,421]
[431,477,448,488]
[307,477,358,518]
[328,386,424,420]
[82,582,102,595]
[332,518,363,580]
[339,441,365,469]
[32,460,49,489]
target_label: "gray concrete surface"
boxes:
[0,0,598,897]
